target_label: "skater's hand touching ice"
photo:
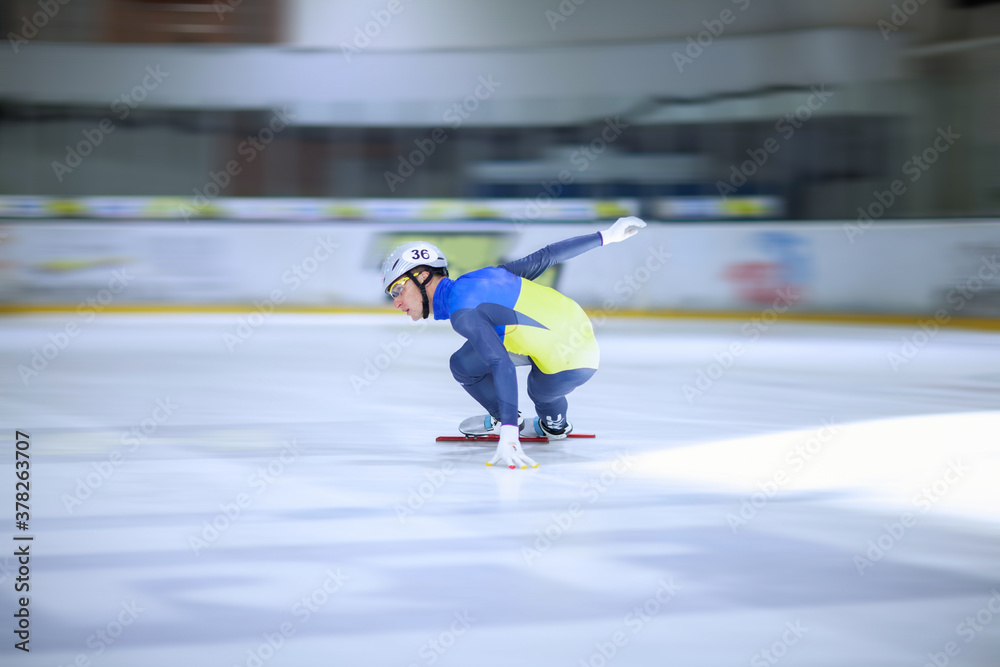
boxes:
[600,216,646,245]
[487,425,538,469]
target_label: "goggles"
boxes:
[388,275,410,298]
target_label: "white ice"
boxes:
[1,313,999,667]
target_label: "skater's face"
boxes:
[392,272,426,321]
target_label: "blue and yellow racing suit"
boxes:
[432,232,602,428]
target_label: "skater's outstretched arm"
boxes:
[500,216,646,281]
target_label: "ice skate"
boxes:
[528,417,574,440]
[458,413,530,437]
[440,416,592,442]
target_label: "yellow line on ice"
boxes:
[0,304,997,331]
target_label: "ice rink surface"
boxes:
[2,313,999,667]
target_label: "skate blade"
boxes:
[436,433,595,442]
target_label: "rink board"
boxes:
[0,219,998,320]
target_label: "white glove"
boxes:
[487,425,538,469]
[600,216,646,245]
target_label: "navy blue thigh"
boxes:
[449,341,500,419]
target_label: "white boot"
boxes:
[459,413,528,436]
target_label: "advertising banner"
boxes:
[1,219,997,321]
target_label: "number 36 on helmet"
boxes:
[380,241,449,295]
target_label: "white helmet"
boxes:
[380,241,449,319]
[380,241,448,294]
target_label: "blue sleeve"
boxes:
[450,307,519,426]
[499,232,603,281]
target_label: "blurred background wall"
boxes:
[4,0,1000,216]
[1,0,998,317]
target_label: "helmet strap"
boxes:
[405,267,448,320]
[410,269,434,320]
